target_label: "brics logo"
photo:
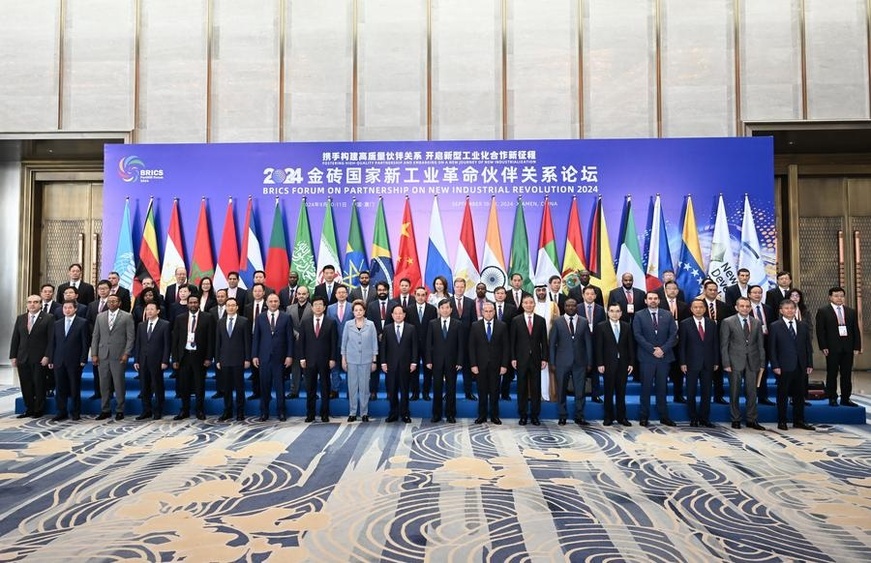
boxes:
[118,156,164,183]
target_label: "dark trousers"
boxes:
[369,369,382,396]
[516,363,541,417]
[603,368,627,422]
[259,361,286,417]
[44,365,56,393]
[222,365,246,416]
[91,365,102,398]
[386,367,411,418]
[461,361,474,396]
[500,369,515,399]
[17,361,45,414]
[825,351,854,402]
[557,364,586,419]
[410,360,431,397]
[777,368,806,423]
[305,363,331,417]
[249,364,260,397]
[713,366,726,400]
[432,367,458,419]
[757,367,771,401]
[178,357,207,415]
[477,366,500,419]
[639,361,670,421]
[54,363,82,417]
[140,361,165,415]
[669,358,684,399]
[685,368,713,422]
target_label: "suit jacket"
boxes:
[545,292,567,316]
[660,300,691,326]
[57,281,95,305]
[765,286,792,312]
[568,283,604,307]
[594,320,635,372]
[769,318,813,373]
[578,302,607,334]
[109,286,132,312]
[506,289,532,309]
[748,301,774,334]
[134,318,171,367]
[327,301,355,340]
[379,322,418,374]
[287,301,312,339]
[278,285,299,310]
[815,304,862,354]
[252,310,294,365]
[703,299,734,325]
[243,300,268,323]
[405,301,437,359]
[549,315,592,370]
[131,302,167,326]
[678,317,719,371]
[608,287,648,322]
[426,317,465,372]
[450,295,477,327]
[723,283,750,307]
[633,308,677,364]
[215,315,251,367]
[655,285,686,304]
[198,291,218,312]
[163,282,187,306]
[210,304,228,324]
[41,300,62,317]
[55,302,88,320]
[366,299,392,337]
[468,318,510,372]
[492,301,517,323]
[388,294,415,313]
[313,282,342,305]
[510,313,548,371]
[719,314,765,372]
[225,287,247,308]
[297,315,338,368]
[173,311,215,364]
[245,285,274,305]
[91,310,135,361]
[348,285,377,305]
[50,316,90,366]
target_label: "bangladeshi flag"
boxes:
[190,199,214,285]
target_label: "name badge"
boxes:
[187,332,196,344]
[762,325,768,335]
[839,326,849,337]
[627,304,635,314]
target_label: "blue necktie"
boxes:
[486,321,492,342]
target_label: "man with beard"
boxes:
[173,294,215,420]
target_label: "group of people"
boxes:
[9,263,862,431]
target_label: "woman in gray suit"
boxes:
[341,300,379,422]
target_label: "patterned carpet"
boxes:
[1,402,871,563]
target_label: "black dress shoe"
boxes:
[794,422,816,430]
[71,414,81,421]
[135,413,152,421]
[31,412,43,418]
[362,415,370,422]
[88,394,100,400]
[46,389,55,397]
[660,419,677,427]
[386,415,398,423]
[777,422,788,430]
[236,414,245,421]
[592,396,603,404]
[530,417,540,426]
[305,415,315,423]
[690,420,699,427]
[258,415,268,422]
[431,416,441,423]
[329,391,338,399]
[115,413,124,421]
[423,394,431,401]
[747,421,766,431]
[474,417,486,424]
[602,419,613,426]
[51,414,68,422]
[286,392,298,399]
[174,412,189,420]
[196,412,206,420]
[639,419,649,427]
[211,392,224,399]
[673,396,687,404]
[618,419,632,427]
[842,400,859,407]
[321,415,330,423]
[16,412,32,419]
[829,399,839,406]
[95,412,110,420]
[715,397,729,405]
[575,418,589,426]
[519,417,527,426]
[702,421,716,428]
[447,416,456,423]
[466,393,478,401]
[278,415,286,421]
[247,394,260,401]
[153,413,162,420]
[557,418,567,426]
[731,421,741,429]
[410,394,419,401]
[401,416,412,423]
[759,399,775,406]
[501,393,511,401]
[491,417,502,425]
[219,413,232,422]
[369,392,377,400]
[348,415,357,422]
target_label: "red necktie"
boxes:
[315,317,321,337]
[380,302,386,320]
[457,298,463,317]
[527,315,533,335]
[697,320,705,339]
[626,290,633,304]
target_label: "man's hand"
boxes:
[243,361,250,369]
[284,357,292,368]
[252,358,260,368]
[92,356,99,366]
[471,366,479,375]
[380,363,388,373]
[680,365,687,374]
[133,362,140,371]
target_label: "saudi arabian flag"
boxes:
[290,199,317,289]
[508,198,533,293]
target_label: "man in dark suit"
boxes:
[816,286,862,407]
[286,285,312,399]
[39,284,62,317]
[724,268,751,307]
[720,297,766,430]
[107,271,132,312]
[450,278,478,400]
[277,271,300,310]
[510,294,548,426]
[770,299,816,431]
[173,294,215,420]
[765,271,793,311]
[348,270,377,304]
[405,286,437,401]
[313,264,341,305]
[633,292,678,427]
[252,293,293,421]
[546,275,567,316]
[163,266,189,305]
[327,285,354,398]
[245,270,274,305]
[133,302,171,420]
[224,271,247,308]
[654,270,686,303]
[56,263,95,305]
[167,285,193,326]
[579,285,606,403]
[492,287,517,400]
[660,280,690,403]
[298,295,338,422]
[748,284,775,406]
[55,286,88,319]
[549,297,592,426]
[469,301,510,424]
[366,281,392,400]
[426,299,464,423]
[702,279,735,404]
[679,299,720,428]
[243,283,268,401]
[507,272,532,309]
[9,295,55,418]
[608,273,647,323]
[209,289,228,399]
[215,297,250,421]
[48,300,90,421]
[380,304,417,423]
[594,304,635,426]
[568,269,604,307]
[470,282,492,322]
[389,278,414,311]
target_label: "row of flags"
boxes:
[112,193,769,299]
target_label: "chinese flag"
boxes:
[393,197,422,296]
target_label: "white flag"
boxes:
[706,194,737,293]
[738,194,767,286]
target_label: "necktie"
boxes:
[396,324,402,342]
[497,305,503,320]
[743,317,750,337]
[380,302,386,320]
[626,290,633,304]
[788,320,796,338]
[837,306,845,325]
[339,303,345,319]
[362,287,367,300]
[442,320,448,337]
[327,284,333,299]
[457,298,463,317]
[651,311,658,330]
[477,299,483,318]
[255,303,261,318]
[587,304,593,323]
[418,306,423,322]
[755,305,763,324]
[219,306,224,319]
[270,312,276,331]
[147,320,153,340]
[99,300,105,313]
[315,317,321,337]
[65,318,71,336]
[109,313,115,331]
[697,320,705,339]
[43,303,49,313]
[27,314,34,332]
[613,323,620,341]
[669,300,676,317]
[568,316,575,336]
[515,291,520,305]
[709,302,716,321]
[486,321,492,341]
[190,314,197,333]
[402,296,407,308]
[228,317,234,336]
[527,315,533,335]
